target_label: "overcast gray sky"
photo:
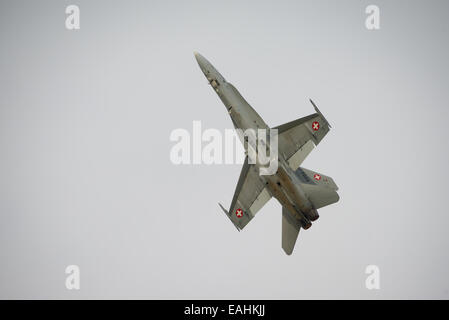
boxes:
[1,0,449,299]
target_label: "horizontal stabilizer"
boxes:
[301,183,339,210]
[282,207,301,255]
[296,167,339,191]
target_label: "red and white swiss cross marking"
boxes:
[235,208,243,218]
[314,174,321,181]
[312,121,320,131]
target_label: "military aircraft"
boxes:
[194,52,339,255]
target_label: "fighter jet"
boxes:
[194,52,339,255]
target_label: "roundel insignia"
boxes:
[314,174,321,181]
[312,121,320,131]
[235,208,243,218]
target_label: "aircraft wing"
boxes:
[273,100,331,171]
[219,157,272,231]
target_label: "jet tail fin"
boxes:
[282,207,301,255]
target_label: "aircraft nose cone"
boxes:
[194,51,225,83]
[194,51,206,68]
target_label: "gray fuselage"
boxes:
[195,53,316,227]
